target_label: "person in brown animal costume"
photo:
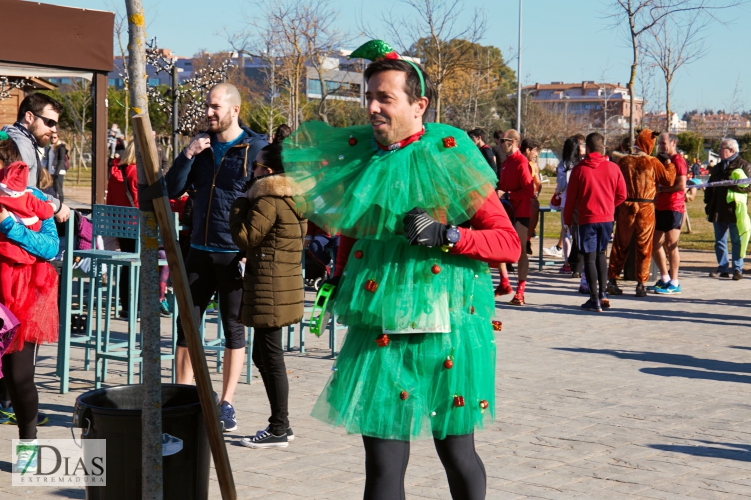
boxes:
[607,129,676,297]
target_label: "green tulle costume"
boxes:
[283,121,499,440]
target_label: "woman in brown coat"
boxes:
[229,142,306,449]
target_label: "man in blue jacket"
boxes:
[166,83,268,432]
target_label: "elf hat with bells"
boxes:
[349,40,425,98]
[0,161,31,198]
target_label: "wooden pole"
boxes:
[133,114,237,500]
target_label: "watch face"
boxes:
[447,226,460,244]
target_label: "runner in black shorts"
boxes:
[655,210,683,232]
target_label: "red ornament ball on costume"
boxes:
[400,390,409,400]
[348,135,358,146]
[492,320,502,331]
[364,279,379,293]
[431,264,441,275]
[470,306,475,314]
[376,334,390,347]
[354,250,363,259]
[442,137,457,148]
[443,357,453,369]
[479,399,489,410]
[453,395,465,407]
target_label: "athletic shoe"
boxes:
[580,299,602,313]
[256,426,295,442]
[509,292,525,306]
[606,280,623,296]
[733,270,743,281]
[578,284,590,295]
[14,442,38,474]
[572,272,581,279]
[240,430,288,449]
[159,298,171,317]
[205,301,218,314]
[494,283,514,297]
[526,241,533,255]
[635,283,647,297]
[600,298,611,309]
[558,263,572,274]
[0,408,47,426]
[709,269,729,278]
[647,279,669,292]
[219,402,237,432]
[118,310,129,320]
[543,245,563,258]
[655,283,681,294]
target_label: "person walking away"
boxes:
[521,138,542,256]
[43,132,67,202]
[691,158,702,179]
[498,129,535,305]
[468,128,497,176]
[0,135,60,472]
[229,143,306,448]
[166,83,268,432]
[704,138,751,280]
[564,133,627,312]
[650,133,687,294]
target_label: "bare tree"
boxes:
[605,0,744,149]
[370,0,488,123]
[124,1,162,498]
[721,76,744,138]
[644,11,708,129]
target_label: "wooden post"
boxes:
[91,71,108,204]
[133,114,237,500]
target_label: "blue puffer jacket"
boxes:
[0,187,59,260]
[166,126,268,250]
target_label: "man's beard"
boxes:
[30,122,51,146]
[208,112,233,133]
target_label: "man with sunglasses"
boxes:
[2,93,70,222]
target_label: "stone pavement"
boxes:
[1,250,750,499]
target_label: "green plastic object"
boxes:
[309,283,336,337]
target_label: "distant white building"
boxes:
[643,112,687,132]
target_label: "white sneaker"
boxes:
[256,425,295,441]
[543,245,563,257]
[241,430,288,449]
[14,441,38,474]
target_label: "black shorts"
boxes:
[515,217,530,228]
[655,210,684,232]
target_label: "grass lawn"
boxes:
[537,183,749,252]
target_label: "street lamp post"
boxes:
[516,0,522,132]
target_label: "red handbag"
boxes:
[550,193,562,208]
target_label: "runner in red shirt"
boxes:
[651,132,688,294]
[497,129,535,305]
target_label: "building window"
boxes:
[117,78,124,87]
[108,78,116,86]
[325,81,342,92]
[308,79,322,95]
[148,78,161,87]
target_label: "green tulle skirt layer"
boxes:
[282,122,497,239]
[311,238,497,440]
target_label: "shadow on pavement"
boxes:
[648,440,751,462]
[640,367,751,384]
[553,348,751,373]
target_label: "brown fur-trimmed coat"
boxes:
[229,175,307,328]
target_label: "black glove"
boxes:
[403,208,446,247]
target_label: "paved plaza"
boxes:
[1,249,750,499]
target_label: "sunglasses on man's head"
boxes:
[499,138,514,143]
[33,114,57,128]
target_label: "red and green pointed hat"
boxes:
[349,40,425,98]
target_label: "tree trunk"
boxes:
[125,1,163,499]
[435,84,442,123]
[665,77,672,132]
[628,28,638,151]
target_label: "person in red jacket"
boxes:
[564,132,627,312]
[497,129,535,305]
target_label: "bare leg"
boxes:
[652,229,668,279]
[516,222,529,282]
[176,346,194,385]
[220,347,245,405]
[664,228,681,282]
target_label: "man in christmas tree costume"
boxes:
[282,41,520,500]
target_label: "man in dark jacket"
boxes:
[166,83,268,432]
[704,138,751,280]
[43,132,67,202]
[468,128,497,176]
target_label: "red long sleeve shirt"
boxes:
[335,194,520,275]
[563,153,627,226]
[498,149,535,218]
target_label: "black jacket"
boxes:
[166,126,269,250]
[704,154,751,224]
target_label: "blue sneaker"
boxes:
[219,402,237,432]
[655,282,681,294]
[647,279,668,292]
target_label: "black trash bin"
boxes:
[73,384,210,500]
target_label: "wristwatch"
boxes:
[445,225,461,248]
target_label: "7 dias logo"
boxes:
[12,439,106,486]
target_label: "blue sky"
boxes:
[51,0,750,114]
